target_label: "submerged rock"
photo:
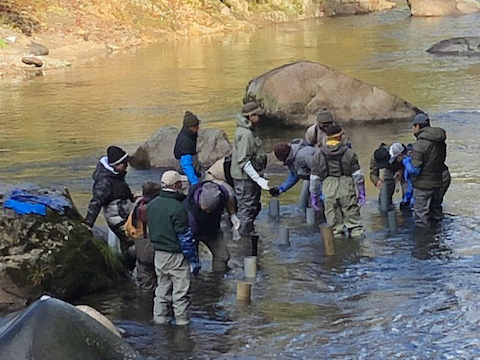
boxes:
[0,184,123,312]
[130,126,231,170]
[0,296,140,360]
[406,0,480,16]
[427,37,480,56]
[27,42,49,56]
[21,56,43,67]
[244,61,420,127]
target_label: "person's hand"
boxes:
[232,228,242,241]
[375,180,384,189]
[83,223,92,232]
[257,177,270,191]
[269,187,281,197]
[230,214,241,230]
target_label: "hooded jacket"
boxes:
[230,114,267,180]
[411,126,447,189]
[174,126,201,185]
[185,182,228,236]
[85,157,133,228]
[284,140,317,180]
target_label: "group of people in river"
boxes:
[83,101,449,326]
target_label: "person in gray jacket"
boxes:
[230,101,269,237]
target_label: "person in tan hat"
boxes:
[230,101,269,237]
[146,170,200,325]
[311,125,365,238]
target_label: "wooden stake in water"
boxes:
[269,199,280,220]
[251,235,259,256]
[237,282,252,302]
[244,256,257,279]
[279,227,290,247]
[388,210,397,235]
[319,224,335,256]
[306,207,316,225]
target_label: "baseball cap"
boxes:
[161,170,187,187]
[411,113,429,126]
[389,143,405,164]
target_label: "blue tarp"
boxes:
[3,189,71,216]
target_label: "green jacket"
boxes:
[146,190,188,253]
[230,114,267,180]
[411,127,447,190]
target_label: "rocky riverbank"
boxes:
[0,0,395,79]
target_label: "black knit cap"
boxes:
[274,143,291,162]
[325,124,343,137]
[107,146,129,166]
[374,146,389,169]
[183,111,200,128]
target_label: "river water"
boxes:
[1,3,480,359]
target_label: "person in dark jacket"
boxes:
[185,181,239,272]
[405,114,448,227]
[311,125,366,238]
[174,111,201,186]
[85,146,135,266]
[369,142,407,209]
[147,170,200,326]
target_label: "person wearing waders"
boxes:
[304,109,351,148]
[369,142,408,210]
[311,125,366,238]
[403,113,448,227]
[231,101,269,237]
[204,155,236,206]
[270,139,324,214]
[85,145,135,269]
[147,170,200,325]
[174,111,201,186]
[125,182,160,292]
[185,181,239,272]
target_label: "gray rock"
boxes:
[406,0,480,16]
[27,42,49,56]
[130,126,231,170]
[244,61,420,127]
[0,297,140,360]
[427,37,480,56]
[22,56,43,67]
[324,0,395,16]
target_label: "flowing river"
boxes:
[1,3,480,359]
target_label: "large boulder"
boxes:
[406,0,480,16]
[130,126,231,170]
[0,296,140,360]
[0,184,123,312]
[244,61,420,127]
[427,37,480,56]
[324,0,396,16]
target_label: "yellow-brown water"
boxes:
[1,6,480,359]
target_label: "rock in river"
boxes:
[0,184,124,313]
[130,126,231,170]
[244,61,420,127]
[427,37,480,56]
[22,56,43,67]
[406,0,480,16]
[0,296,140,360]
[324,0,396,16]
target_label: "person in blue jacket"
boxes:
[174,111,201,186]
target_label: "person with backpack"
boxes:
[125,182,161,292]
[311,125,366,238]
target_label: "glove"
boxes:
[256,177,270,191]
[269,187,281,197]
[357,184,366,207]
[190,261,201,275]
[232,228,241,241]
[243,161,270,190]
[230,214,241,230]
[310,193,322,212]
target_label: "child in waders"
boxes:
[311,125,366,238]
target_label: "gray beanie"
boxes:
[200,182,221,212]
